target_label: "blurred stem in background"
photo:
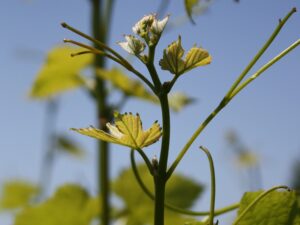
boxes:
[38,99,59,199]
[225,130,262,191]
[91,0,115,224]
[290,159,300,194]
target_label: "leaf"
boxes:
[184,47,211,72]
[184,221,206,225]
[118,35,146,55]
[235,190,298,225]
[159,36,185,75]
[56,134,85,158]
[97,68,193,112]
[159,36,211,76]
[168,92,195,112]
[96,68,157,102]
[112,164,203,225]
[14,184,99,225]
[0,180,39,210]
[29,46,92,99]
[292,196,300,225]
[71,112,162,149]
[184,0,199,24]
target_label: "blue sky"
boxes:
[1,0,300,224]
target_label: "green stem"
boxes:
[147,46,162,92]
[154,92,170,225]
[130,149,239,216]
[62,23,156,93]
[224,7,296,99]
[167,8,298,179]
[230,39,300,99]
[61,22,127,67]
[232,185,289,225]
[144,43,168,225]
[130,149,155,197]
[167,100,226,179]
[199,146,216,225]
[135,148,154,175]
[166,75,180,93]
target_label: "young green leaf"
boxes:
[159,36,211,76]
[71,112,162,149]
[29,46,92,99]
[0,180,39,210]
[184,0,199,24]
[235,190,297,225]
[184,46,211,72]
[14,184,99,225]
[118,35,146,56]
[159,36,185,75]
[112,164,203,225]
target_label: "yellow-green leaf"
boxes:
[0,180,39,210]
[97,68,193,112]
[184,221,206,225]
[185,0,199,24]
[168,92,195,112]
[159,36,211,76]
[71,112,162,149]
[14,184,99,225]
[159,36,185,75]
[235,190,297,225]
[56,134,85,158]
[184,46,211,72]
[29,46,92,99]
[96,68,157,102]
[113,164,203,225]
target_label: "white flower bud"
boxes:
[118,35,145,55]
[132,14,155,37]
[150,15,169,36]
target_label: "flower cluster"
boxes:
[118,14,169,58]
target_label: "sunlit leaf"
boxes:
[29,46,92,99]
[112,164,203,225]
[235,190,297,225]
[184,221,206,225]
[0,180,39,210]
[159,36,211,76]
[97,68,193,112]
[71,112,162,149]
[184,46,211,72]
[14,184,99,225]
[56,134,85,158]
[184,0,199,24]
[159,36,185,75]
[96,68,157,102]
[168,92,195,112]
